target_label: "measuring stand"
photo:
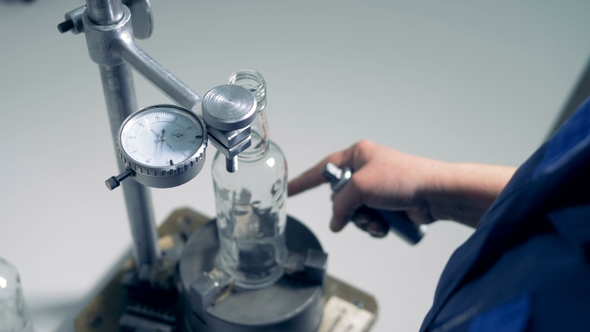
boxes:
[58,1,379,331]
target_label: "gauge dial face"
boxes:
[120,106,205,167]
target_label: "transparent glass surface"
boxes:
[211,70,288,289]
[0,258,34,332]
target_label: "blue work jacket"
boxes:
[420,99,590,332]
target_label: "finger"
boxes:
[288,148,356,197]
[287,162,329,196]
[366,221,388,238]
[352,207,389,237]
[330,175,363,232]
[353,219,388,236]
[353,214,371,230]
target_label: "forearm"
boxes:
[426,162,517,228]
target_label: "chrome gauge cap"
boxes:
[201,84,257,132]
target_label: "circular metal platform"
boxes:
[179,217,325,332]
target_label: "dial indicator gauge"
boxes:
[117,105,208,188]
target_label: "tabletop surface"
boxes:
[1,0,590,331]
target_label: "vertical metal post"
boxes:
[86,0,123,25]
[87,0,161,269]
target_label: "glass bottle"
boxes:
[0,258,34,332]
[211,70,288,290]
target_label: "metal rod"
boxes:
[86,0,123,25]
[83,0,160,269]
[118,41,202,113]
[99,63,161,268]
[226,156,238,172]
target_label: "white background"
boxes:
[1,0,590,331]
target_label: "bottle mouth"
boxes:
[229,69,267,111]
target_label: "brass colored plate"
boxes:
[75,208,378,331]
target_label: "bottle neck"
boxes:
[240,107,270,160]
[229,70,270,160]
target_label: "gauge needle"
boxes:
[153,129,166,162]
[155,137,165,162]
[154,129,166,143]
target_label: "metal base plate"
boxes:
[74,208,379,332]
[179,217,324,332]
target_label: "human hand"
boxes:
[289,140,442,234]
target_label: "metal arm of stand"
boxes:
[61,0,247,274]
[117,40,202,114]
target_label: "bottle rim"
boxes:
[228,69,267,111]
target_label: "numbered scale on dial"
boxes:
[106,105,208,189]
